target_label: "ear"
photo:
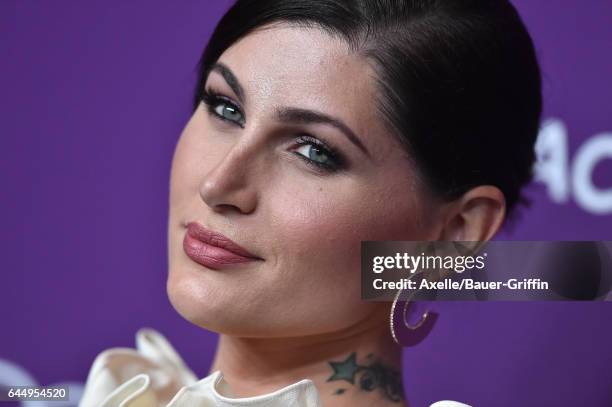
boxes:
[438,185,506,242]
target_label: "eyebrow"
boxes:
[209,62,245,104]
[210,62,370,157]
[276,108,370,157]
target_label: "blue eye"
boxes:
[213,102,243,123]
[292,134,345,173]
[294,144,333,166]
[202,90,245,127]
[201,89,346,174]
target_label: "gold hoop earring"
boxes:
[389,288,430,345]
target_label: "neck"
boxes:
[209,308,407,406]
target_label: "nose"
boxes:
[199,141,259,215]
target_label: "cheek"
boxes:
[271,181,419,267]
[262,181,418,331]
[269,184,363,268]
[170,120,207,206]
[169,111,225,219]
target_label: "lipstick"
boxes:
[182,221,262,270]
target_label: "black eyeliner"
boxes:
[201,87,246,128]
[201,89,347,174]
[293,134,347,173]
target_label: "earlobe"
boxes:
[439,186,506,242]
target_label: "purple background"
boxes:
[1,1,611,406]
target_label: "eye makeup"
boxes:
[201,87,348,174]
[201,87,246,128]
[292,133,346,173]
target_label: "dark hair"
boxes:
[193,0,542,221]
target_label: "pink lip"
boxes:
[182,222,262,270]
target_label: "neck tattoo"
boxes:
[326,352,404,402]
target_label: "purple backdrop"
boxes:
[1,1,611,406]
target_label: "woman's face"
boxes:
[167,23,436,337]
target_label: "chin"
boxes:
[166,268,268,336]
[166,260,376,338]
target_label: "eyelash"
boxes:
[292,134,345,173]
[201,88,346,173]
[201,88,245,127]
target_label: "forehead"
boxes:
[211,23,397,158]
[219,23,366,101]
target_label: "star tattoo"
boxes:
[327,352,360,384]
[326,352,405,402]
